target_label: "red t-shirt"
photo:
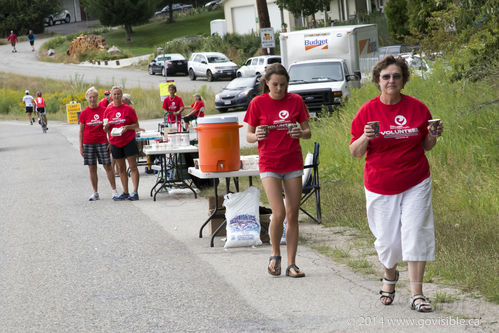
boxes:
[79,105,108,144]
[104,104,138,147]
[162,95,184,123]
[98,98,110,108]
[350,94,432,195]
[35,97,45,108]
[7,34,17,44]
[191,100,205,117]
[244,93,310,173]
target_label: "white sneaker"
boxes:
[89,193,100,201]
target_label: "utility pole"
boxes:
[256,0,273,55]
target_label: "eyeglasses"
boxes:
[381,74,402,81]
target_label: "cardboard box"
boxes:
[208,207,226,236]
[260,214,271,244]
[208,195,225,210]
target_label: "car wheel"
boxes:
[207,70,214,82]
[162,67,167,77]
[65,14,70,23]
[148,66,154,75]
[236,71,242,77]
[189,68,196,80]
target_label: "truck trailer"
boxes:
[280,24,379,114]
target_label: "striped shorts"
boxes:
[83,143,111,165]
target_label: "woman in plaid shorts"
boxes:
[79,87,119,201]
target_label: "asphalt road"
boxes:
[0,120,483,332]
[0,40,229,93]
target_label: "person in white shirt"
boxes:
[22,90,35,125]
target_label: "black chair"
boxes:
[300,142,321,224]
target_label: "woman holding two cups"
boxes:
[244,63,311,278]
[350,55,443,312]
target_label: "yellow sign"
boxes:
[159,80,175,102]
[66,103,82,124]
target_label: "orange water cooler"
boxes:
[195,116,242,172]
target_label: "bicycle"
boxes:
[37,111,47,133]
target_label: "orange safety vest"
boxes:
[35,97,45,108]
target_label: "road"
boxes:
[0,40,228,93]
[1,121,477,332]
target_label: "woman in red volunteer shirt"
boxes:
[244,63,311,278]
[350,56,443,312]
[103,86,141,201]
[182,93,205,131]
[162,84,184,128]
[79,87,118,201]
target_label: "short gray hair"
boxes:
[111,85,122,93]
[85,86,99,97]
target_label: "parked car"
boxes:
[148,53,188,76]
[44,10,71,26]
[237,55,282,77]
[154,3,193,15]
[205,0,221,7]
[399,53,431,77]
[215,76,261,112]
[378,45,418,59]
[188,52,238,81]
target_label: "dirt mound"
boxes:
[66,34,108,57]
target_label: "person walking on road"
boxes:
[162,84,184,130]
[182,93,205,131]
[79,87,119,201]
[244,63,311,278]
[349,55,443,312]
[22,90,35,125]
[103,86,141,201]
[7,30,18,53]
[27,30,35,52]
[35,91,48,129]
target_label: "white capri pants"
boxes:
[365,176,435,269]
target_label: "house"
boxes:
[61,0,83,22]
[223,0,384,34]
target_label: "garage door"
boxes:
[232,5,256,35]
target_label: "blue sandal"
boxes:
[268,256,281,276]
[286,264,305,278]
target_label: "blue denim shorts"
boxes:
[260,169,303,180]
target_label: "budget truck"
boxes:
[280,24,378,115]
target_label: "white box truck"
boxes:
[280,24,378,114]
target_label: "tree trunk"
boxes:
[168,0,174,23]
[124,24,132,43]
[256,0,272,55]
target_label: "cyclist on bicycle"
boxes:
[35,91,48,130]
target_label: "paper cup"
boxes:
[428,119,440,135]
[367,121,380,137]
[257,125,269,138]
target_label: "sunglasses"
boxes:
[381,74,402,81]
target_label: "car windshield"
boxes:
[208,55,229,63]
[225,78,255,89]
[267,57,281,64]
[288,62,343,84]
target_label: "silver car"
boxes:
[44,10,71,26]
[188,52,238,81]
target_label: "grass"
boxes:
[39,9,224,63]
[300,61,499,303]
